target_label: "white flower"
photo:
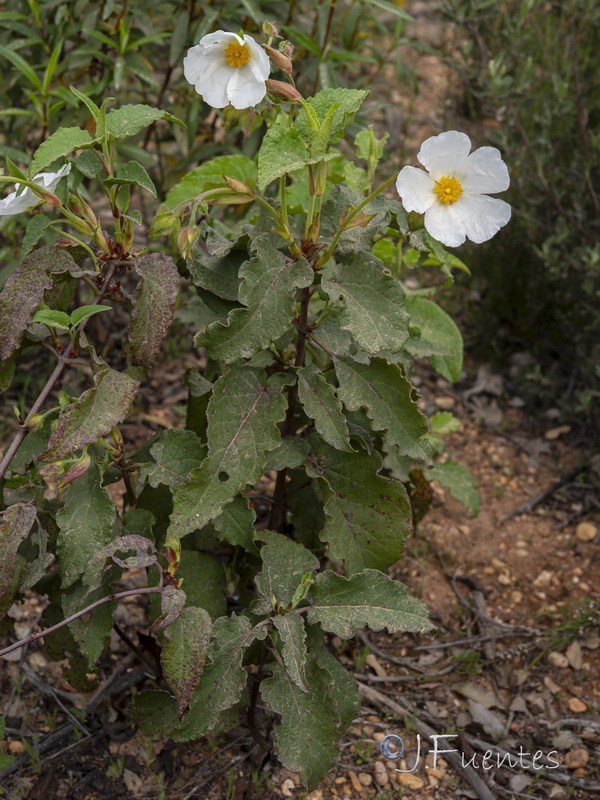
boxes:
[0,163,71,217]
[183,31,270,110]
[396,131,511,247]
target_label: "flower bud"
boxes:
[209,193,254,206]
[26,414,44,432]
[265,80,303,104]
[280,40,295,59]
[262,20,280,38]
[223,105,242,131]
[223,176,255,196]
[340,210,377,229]
[42,192,62,208]
[239,108,263,137]
[150,209,179,239]
[58,452,92,488]
[263,45,293,74]
[177,227,200,261]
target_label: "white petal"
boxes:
[246,36,271,81]
[457,146,510,194]
[184,47,231,108]
[0,188,36,216]
[226,66,267,109]
[417,130,472,181]
[424,201,467,247]
[396,166,436,213]
[454,193,511,243]
[33,163,72,191]
[198,30,240,49]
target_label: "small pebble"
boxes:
[568,697,588,713]
[575,522,597,542]
[358,772,372,787]
[547,651,569,669]
[349,771,364,794]
[564,749,589,770]
[373,762,389,787]
[397,774,425,789]
[435,396,455,410]
[281,778,295,797]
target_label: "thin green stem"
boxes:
[49,226,98,266]
[315,171,399,268]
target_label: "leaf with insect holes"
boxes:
[306,569,433,638]
[297,365,352,452]
[168,369,287,542]
[150,585,187,632]
[253,531,320,614]
[55,463,117,589]
[213,496,259,555]
[140,428,207,491]
[0,504,36,606]
[334,357,430,461]
[161,606,212,717]
[305,436,412,574]
[194,234,312,364]
[125,252,180,369]
[38,368,140,462]
[171,615,267,741]
[426,459,480,517]
[321,248,409,354]
[0,246,78,361]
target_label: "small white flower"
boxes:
[183,31,270,110]
[0,163,71,217]
[396,131,511,247]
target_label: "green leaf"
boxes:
[404,296,463,382]
[0,355,15,394]
[273,615,309,690]
[334,357,430,460]
[162,606,212,717]
[194,234,313,364]
[257,125,338,192]
[18,520,54,591]
[70,304,113,327]
[360,0,414,21]
[426,459,480,517]
[104,160,156,197]
[172,615,267,741]
[130,691,180,738]
[321,248,409,354]
[80,535,157,600]
[105,104,184,139]
[165,154,256,209]
[430,411,461,434]
[39,368,140,461]
[253,531,319,614]
[316,649,360,732]
[0,44,42,89]
[141,429,207,491]
[187,247,243,303]
[176,552,227,620]
[265,436,311,472]
[55,463,117,588]
[125,252,180,369]
[260,652,342,787]
[62,564,119,666]
[150,585,187,633]
[213,496,258,554]
[29,127,94,175]
[69,86,101,129]
[305,436,413,574]
[32,308,71,331]
[20,213,53,259]
[296,88,370,146]
[168,369,287,541]
[0,247,78,361]
[297,365,351,452]
[0,504,36,606]
[307,569,433,637]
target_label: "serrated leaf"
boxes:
[32,308,71,330]
[334,357,430,460]
[18,521,54,591]
[305,436,412,574]
[39,368,140,461]
[55,463,117,588]
[125,252,180,369]
[20,213,53,259]
[150,585,187,632]
[176,551,227,619]
[316,649,360,731]
[273,614,308,690]
[297,365,351,452]
[254,531,319,614]
[168,369,287,541]
[404,296,463,382]
[296,88,370,147]
[426,459,480,517]
[62,565,119,666]
[106,104,183,138]
[104,160,156,197]
[69,304,113,327]
[29,127,94,175]
[141,429,206,491]
[0,246,78,361]
[80,534,156,600]
[194,234,312,363]
[171,615,267,741]
[321,248,409,354]
[213,495,258,554]
[130,691,180,738]
[187,248,243,302]
[165,154,256,209]
[0,504,36,605]
[257,124,338,192]
[307,569,433,637]
[162,606,212,717]
[261,653,341,787]
[265,436,311,472]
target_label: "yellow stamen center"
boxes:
[434,175,463,204]
[224,41,251,68]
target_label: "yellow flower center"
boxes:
[224,41,251,68]
[434,176,463,204]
